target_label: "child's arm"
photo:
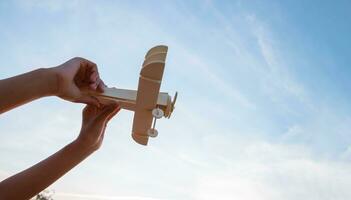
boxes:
[0,57,105,114]
[0,104,120,199]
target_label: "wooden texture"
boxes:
[132,46,168,145]
[90,45,176,145]
[92,87,170,110]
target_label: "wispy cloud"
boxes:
[188,134,351,200]
[246,14,310,108]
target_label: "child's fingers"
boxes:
[106,105,120,121]
[97,79,106,92]
[90,71,98,83]
[82,104,96,115]
[89,82,98,90]
[94,104,119,123]
[78,95,100,107]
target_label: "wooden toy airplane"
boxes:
[91,45,177,145]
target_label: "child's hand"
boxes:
[76,103,120,151]
[52,57,106,106]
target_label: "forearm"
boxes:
[0,68,58,114]
[0,140,94,200]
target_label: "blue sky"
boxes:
[1,0,351,199]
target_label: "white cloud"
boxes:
[174,45,255,109]
[248,15,310,107]
[190,135,351,200]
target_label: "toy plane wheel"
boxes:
[147,128,158,137]
[152,108,164,119]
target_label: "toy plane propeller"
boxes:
[91,45,177,145]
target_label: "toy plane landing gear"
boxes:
[91,45,177,145]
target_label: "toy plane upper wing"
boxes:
[91,45,177,145]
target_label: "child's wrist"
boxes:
[73,137,100,153]
[38,67,60,97]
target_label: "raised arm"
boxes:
[0,103,120,199]
[0,57,105,114]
